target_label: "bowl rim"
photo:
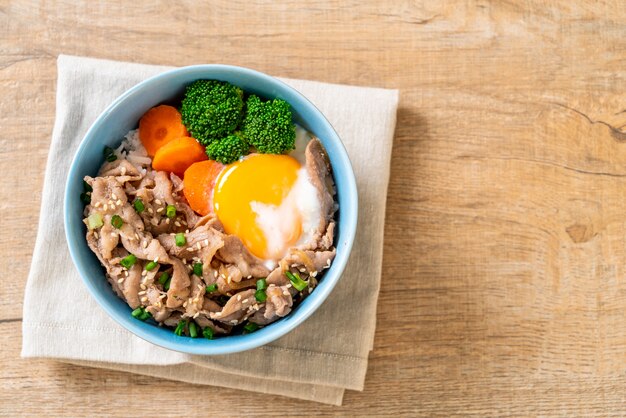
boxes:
[64,64,358,355]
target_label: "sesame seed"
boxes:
[117,278,124,284]
[183,301,188,308]
[291,263,297,267]
[326,259,331,266]
[154,257,159,263]
[94,202,101,208]
[285,284,292,289]
[192,297,199,303]
[159,294,166,299]
[283,290,290,296]
[155,199,161,205]
[141,271,147,276]
[237,295,241,301]
[140,284,147,290]
[227,277,232,284]
[221,274,226,279]
[196,242,201,250]
[204,239,209,246]
[181,219,187,225]
[185,229,190,233]
[156,207,164,213]
[111,193,117,200]
[242,299,249,303]
[142,240,148,248]
[138,290,146,295]
[311,271,318,277]
[299,268,306,273]
[103,204,108,211]
[120,167,127,175]
[94,232,99,239]
[227,292,232,297]
[215,312,222,317]
[134,233,139,240]
[193,312,200,318]
[308,287,313,292]
[108,200,115,207]
[247,275,252,279]
[148,208,153,214]
[231,320,238,325]
[116,199,122,206]
[124,271,129,277]
[174,221,181,227]
[213,271,218,278]
[141,297,148,302]
[182,258,187,264]
[165,218,170,224]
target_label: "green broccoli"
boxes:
[241,95,296,154]
[180,80,244,145]
[205,132,249,164]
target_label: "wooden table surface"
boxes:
[2,1,625,416]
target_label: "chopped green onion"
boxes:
[189,321,198,338]
[80,192,91,204]
[164,277,172,291]
[243,322,259,333]
[256,278,267,291]
[145,261,158,271]
[175,233,186,247]
[174,320,187,336]
[203,327,214,340]
[285,271,307,292]
[133,198,145,213]
[83,180,93,192]
[166,204,177,219]
[205,283,218,293]
[111,214,123,229]
[87,213,103,230]
[120,254,137,269]
[255,289,267,302]
[131,307,151,321]
[158,272,170,285]
[193,262,203,277]
[103,146,117,162]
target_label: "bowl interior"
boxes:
[65,65,357,355]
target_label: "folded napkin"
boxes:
[21,55,398,405]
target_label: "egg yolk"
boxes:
[213,154,302,260]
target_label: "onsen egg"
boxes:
[213,153,321,266]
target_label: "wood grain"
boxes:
[1,0,625,416]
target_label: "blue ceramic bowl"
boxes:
[64,65,358,355]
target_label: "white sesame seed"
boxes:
[242,299,249,303]
[175,221,181,227]
[311,271,318,277]
[247,275,252,279]
[185,229,190,233]
[148,207,153,214]
[111,193,117,200]
[142,240,148,248]
[134,233,139,240]
[124,271,129,277]
[138,290,146,295]
[221,274,226,279]
[182,258,187,264]
[283,290,290,296]
[140,284,147,290]
[227,277,232,284]
[204,239,209,246]
[103,204,108,211]
[299,268,306,273]
[291,263,297,267]
[141,297,148,302]
[183,301,188,308]
[193,312,200,318]
[154,257,159,263]
[326,259,331,266]
[156,207,164,213]
[196,242,202,250]
[155,199,162,205]
[117,278,124,284]
[192,297,199,303]
[285,284,292,288]
[213,271,218,278]
[141,270,147,276]
[120,166,127,175]
[108,200,115,207]
[159,294,166,299]
[116,199,122,206]
[94,202,101,208]
[231,320,238,325]
[166,218,170,224]
[237,295,241,301]
[94,232,99,239]
[181,219,187,225]
[215,312,222,317]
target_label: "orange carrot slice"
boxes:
[139,105,188,156]
[152,136,208,177]
[183,160,225,216]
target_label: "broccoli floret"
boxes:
[206,132,249,164]
[180,80,244,145]
[241,95,296,154]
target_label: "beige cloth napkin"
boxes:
[21,55,398,406]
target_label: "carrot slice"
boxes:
[139,105,188,156]
[152,136,208,177]
[183,160,225,215]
